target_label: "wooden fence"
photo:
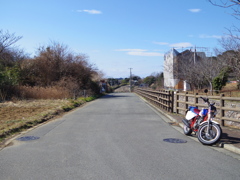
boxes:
[134,88,174,113]
[135,88,240,128]
[176,92,240,127]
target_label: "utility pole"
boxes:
[129,68,133,92]
[194,46,196,64]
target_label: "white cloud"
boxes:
[115,49,147,52]
[154,41,195,49]
[170,42,193,48]
[153,41,169,45]
[77,9,102,14]
[115,49,163,56]
[127,51,163,56]
[188,9,201,13]
[199,34,221,39]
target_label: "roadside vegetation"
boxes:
[0,96,101,145]
[0,29,105,144]
[0,30,104,101]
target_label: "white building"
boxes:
[164,48,182,89]
[164,48,206,91]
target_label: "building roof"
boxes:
[164,48,180,58]
[172,48,180,56]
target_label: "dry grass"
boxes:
[186,83,240,97]
[221,83,240,97]
[222,82,238,91]
[0,95,100,145]
[0,99,71,142]
[17,86,71,99]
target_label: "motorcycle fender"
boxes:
[199,121,220,126]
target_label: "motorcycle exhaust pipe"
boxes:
[182,119,190,128]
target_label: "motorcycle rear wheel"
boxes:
[197,123,222,145]
[183,125,192,135]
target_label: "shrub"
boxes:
[15,86,71,99]
[212,68,229,91]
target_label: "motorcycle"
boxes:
[182,90,222,145]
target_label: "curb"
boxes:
[224,144,240,155]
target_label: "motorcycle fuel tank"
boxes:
[186,111,197,120]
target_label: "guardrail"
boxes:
[134,88,174,113]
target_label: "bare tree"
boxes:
[176,50,206,90]
[175,49,226,91]
[197,56,226,92]
[216,36,240,88]
[21,41,100,95]
[0,30,24,67]
[208,0,240,19]
[208,0,240,89]
[0,29,22,54]
[92,70,105,82]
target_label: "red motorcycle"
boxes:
[182,92,222,145]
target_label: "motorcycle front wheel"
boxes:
[197,123,222,145]
[183,125,192,135]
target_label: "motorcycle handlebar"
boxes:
[200,97,215,107]
[200,96,209,103]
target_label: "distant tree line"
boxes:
[141,72,164,89]
[106,73,164,90]
[0,29,103,100]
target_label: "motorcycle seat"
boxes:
[188,106,200,114]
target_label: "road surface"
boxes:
[0,93,240,180]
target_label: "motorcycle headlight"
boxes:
[211,110,217,117]
[210,106,217,117]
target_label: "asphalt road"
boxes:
[0,93,240,180]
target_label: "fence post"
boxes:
[220,93,225,126]
[176,91,179,114]
[195,93,198,108]
[185,92,188,111]
[167,91,170,112]
[171,91,174,113]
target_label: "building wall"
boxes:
[164,48,206,91]
[164,48,179,89]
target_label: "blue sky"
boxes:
[1,0,239,78]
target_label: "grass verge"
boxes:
[0,95,100,145]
